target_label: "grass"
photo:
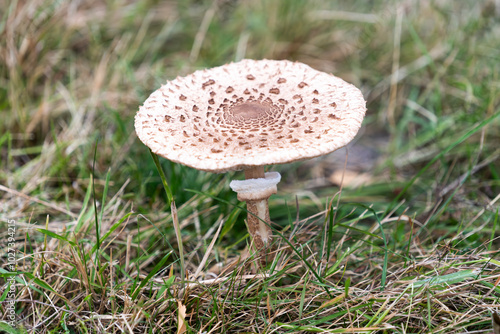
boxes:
[1,0,500,333]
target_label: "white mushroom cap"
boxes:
[135,59,366,173]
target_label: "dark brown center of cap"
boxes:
[231,101,269,120]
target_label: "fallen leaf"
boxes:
[177,300,187,334]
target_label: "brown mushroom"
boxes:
[135,59,366,258]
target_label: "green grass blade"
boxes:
[489,209,498,252]
[131,251,172,300]
[410,269,478,288]
[298,273,308,319]
[90,212,133,253]
[219,206,241,241]
[0,322,20,334]
[326,203,334,262]
[36,229,76,247]
[155,275,176,301]
[355,203,388,290]
[73,177,93,234]
[99,168,111,226]
[150,149,174,206]
[171,201,185,290]
[91,140,101,255]
[344,277,350,298]
[22,272,57,294]
[335,223,383,240]
[0,281,11,302]
[325,247,351,277]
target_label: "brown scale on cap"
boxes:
[135,59,366,173]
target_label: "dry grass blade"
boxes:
[192,218,224,280]
[0,184,77,218]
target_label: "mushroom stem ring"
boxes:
[230,169,281,250]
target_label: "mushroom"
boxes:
[135,59,366,258]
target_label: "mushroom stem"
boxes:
[245,166,265,179]
[246,199,272,249]
[244,166,271,249]
[229,170,281,259]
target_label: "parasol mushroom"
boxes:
[135,59,366,258]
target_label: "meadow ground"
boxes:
[1,0,500,333]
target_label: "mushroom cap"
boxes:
[135,59,366,173]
